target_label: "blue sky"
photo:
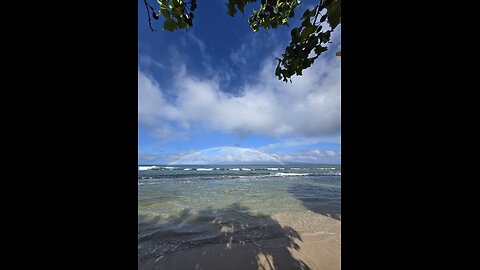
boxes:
[138,0,341,165]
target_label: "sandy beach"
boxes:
[139,210,340,270]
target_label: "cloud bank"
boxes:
[138,54,340,138]
[138,147,340,165]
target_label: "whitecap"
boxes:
[138,166,159,171]
[273,172,310,177]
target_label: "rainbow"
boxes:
[169,146,285,165]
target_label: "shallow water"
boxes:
[138,165,341,260]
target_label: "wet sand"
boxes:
[139,211,340,270]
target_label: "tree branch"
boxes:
[312,0,323,26]
[143,0,156,32]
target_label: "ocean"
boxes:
[138,164,341,264]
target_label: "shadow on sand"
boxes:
[138,203,310,270]
[288,183,341,221]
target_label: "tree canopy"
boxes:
[142,0,341,82]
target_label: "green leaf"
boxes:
[175,5,185,16]
[320,14,327,22]
[289,9,295,18]
[301,25,316,40]
[226,0,256,17]
[148,0,341,82]
[291,28,300,43]
[301,17,312,28]
[177,19,189,28]
[226,1,237,16]
[326,0,341,29]
[301,7,317,20]
[163,18,177,32]
[237,1,245,13]
[314,45,328,55]
[263,14,271,28]
[271,17,279,28]
[304,35,318,52]
[158,0,167,8]
[301,9,310,20]
[319,31,331,43]
[160,7,170,19]
[171,5,179,17]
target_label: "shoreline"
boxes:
[139,233,340,270]
[139,211,340,270]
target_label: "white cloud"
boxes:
[139,54,164,70]
[229,31,282,68]
[230,43,248,66]
[325,150,337,156]
[139,147,340,165]
[259,136,340,150]
[138,152,182,164]
[137,70,183,126]
[138,53,340,137]
[149,126,189,142]
[186,32,210,63]
[272,149,341,164]
[171,147,284,165]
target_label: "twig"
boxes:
[312,0,323,26]
[143,0,156,32]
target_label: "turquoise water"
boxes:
[138,165,341,261]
